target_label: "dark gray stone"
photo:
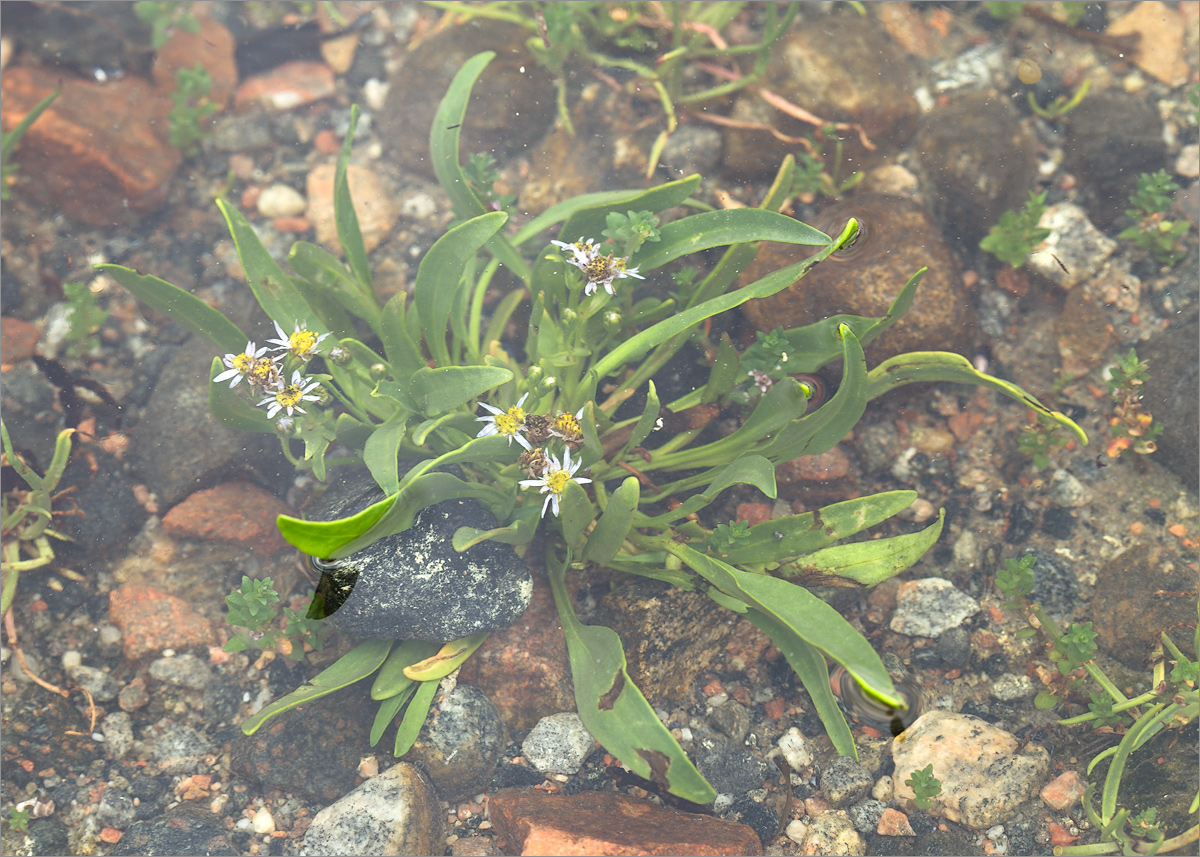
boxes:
[819,755,873,807]
[1139,308,1198,489]
[848,798,887,833]
[96,787,138,829]
[694,729,770,797]
[407,684,506,802]
[150,723,212,775]
[110,805,236,856]
[311,471,533,643]
[131,338,290,508]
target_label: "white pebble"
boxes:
[785,819,809,845]
[257,184,307,219]
[777,727,813,772]
[61,650,83,670]
[252,807,276,835]
[98,624,122,646]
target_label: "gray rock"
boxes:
[101,711,135,761]
[847,798,887,834]
[803,810,866,856]
[936,625,972,670]
[148,654,212,691]
[110,805,236,856]
[659,125,722,180]
[710,700,751,745]
[694,729,770,797]
[1027,202,1116,290]
[820,756,874,807]
[300,762,443,857]
[521,713,595,776]
[1048,469,1089,508]
[1139,308,1199,488]
[991,673,1035,702]
[65,664,119,702]
[151,723,212,775]
[407,683,506,801]
[889,578,980,638]
[311,471,532,643]
[132,338,288,508]
[96,788,137,830]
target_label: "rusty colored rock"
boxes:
[0,317,39,367]
[0,67,181,226]
[1055,290,1115,378]
[721,16,918,180]
[152,15,239,108]
[457,571,572,733]
[489,788,763,856]
[233,60,336,113]
[107,584,215,660]
[739,194,972,362]
[161,481,292,556]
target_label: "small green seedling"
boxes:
[1119,170,1191,266]
[1017,413,1068,469]
[601,210,661,258]
[906,764,943,810]
[1028,78,1090,119]
[996,553,1036,610]
[463,152,514,212]
[705,520,753,559]
[224,576,327,661]
[980,190,1051,268]
[1,88,59,201]
[60,282,108,358]
[168,64,220,157]
[1105,348,1163,459]
[134,0,200,49]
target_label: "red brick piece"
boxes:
[108,584,214,660]
[489,789,763,856]
[162,481,292,556]
[0,67,181,226]
[0,317,39,367]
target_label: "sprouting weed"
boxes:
[601,210,660,258]
[705,520,752,558]
[980,191,1051,268]
[905,764,943,810]
[996,553,1036,609]
[1119,171,1191,266]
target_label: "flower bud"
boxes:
[560,308,578,326]
[526,365,544,386]
[603,310,621,334]
[275,416,295,435]
[328,345,351,365]
[538,375,557,394]
[369,363,388,381]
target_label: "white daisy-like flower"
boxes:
[476,392,532,450]
[267,320,329,362]
[214,341,275,389]
[258,370,322,419]
[518,447,592,518]
[551,237,645,296]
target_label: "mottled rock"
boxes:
[306,163,398,255]
[1106,1,1190,86]
[406,683,506,801]
[1055,290,1117,378]
[1041,770,1087,811]
[820,756,874,807]
[1063,92,1167,229]
[309,471,532,642]
[102,711,135,761]
[0,66,180,226]
[489,788,762,856]
[889,578,980,638]
[1029,202,1117,290]
[892,710,1049,829]
[801,810,864,856]
[721,16,917,180]
[109,805,236,857]
[694,729,771,796]
[916,92,1038,247]
[1091,542,1200,669]
[521,713,595,776]
[591,577,740,703]
[739,194,972,362]
[151,723,213,775]
[147,653,213,691]
[379,20,555,181]
[300,763,443,857]
[1138,309,1199,488]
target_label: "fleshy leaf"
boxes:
[409,365,513,416]
[781,509,944,588]
[582,477,639,566]
[548,558,716,804]
[403,633,488,681]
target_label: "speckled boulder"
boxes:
[739,193,973,362]
[721,15,918,180]
[892,710,1049,830]
[309,471,533,643]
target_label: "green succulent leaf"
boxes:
[781,508,945,587]
[583,477,640,566]
[409,365,513,416]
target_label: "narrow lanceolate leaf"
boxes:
[866,352,1089,446]
[98,264,247,355]
[634,208,830,272]
[239,639,392,736]
[746,610,858,759]
[393,679,439,757]
[781,509,944,588]
[548,558,716,804]
[371,640,441,700]
[334,104,374,298]
[718,491,918,566]
[408,364,512,416]
[216,199,322,333]
[363,416,407,496]
[582,477,639,566]
[403,633,488,681]
[413,212,508,367]
[669,544,903,709]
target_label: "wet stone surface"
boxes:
[310,470,533,643]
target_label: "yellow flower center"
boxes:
[247,357,275,384]
[232,353,255,373]
[584,255,614,282]
[290,329,319,357]
[276,384,304,408]
[545,469,571,496]
[495,406,526,435]
[554,413,580,435]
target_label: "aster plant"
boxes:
[101,53,1086,803]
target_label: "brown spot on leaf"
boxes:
[598,670,625,711]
